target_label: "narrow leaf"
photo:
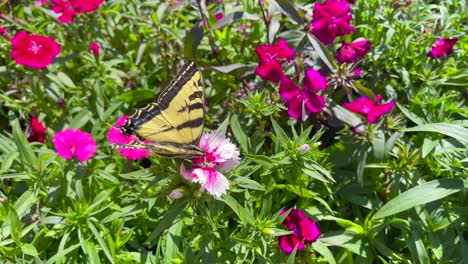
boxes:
[372,178,464,220]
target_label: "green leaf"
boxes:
[115,89,155,104]
[403,123,468,144]
[326,101,365,132]
[235,177,265,191]
[46,243,81,264]
[14,189,36,217]
[145,201,188,244]
[219,195,255,226]
[184,20,204,60]
[372,131,385,162]
[421,138,439,158]
[320,231,369,258]
[307,33,336,71]
[211,12,259,31]
[270,184,315,198]
[271,118,289,149]
[230,114,250,152]
[11,119,37,166]
[286,246,297,263]
[372,178,465,220]
[406,223,430,264]
[209,63,249,73]
[396,103,424,125]
[88,221,115,264]
[83,240,101,264]
[313,240,336,264]
[270,0,305,25]
[21,243,38,257]
[5,205,22,243]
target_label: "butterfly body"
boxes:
[119,60,206,159]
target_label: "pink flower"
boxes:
[27,116,47,143]
[89,42,100,55]
[35,0,49,7]
[10,31,61,69]
[214,12,223,20]
[0,26,7,36]
[180,131,240,197]
[279,69,328,120]
[193,130,240,171]
[278,209,321,254]
[51,0,104,23]
[180,165,229,197]
[108,116,150,160]
[237,24,247,31]
[336,39,371,63]
[52,129,97,162]
[254,38,296,83]
[311,0,355,45]
[344,96,395,123]
[353,67,362,77]
[428,38,458,59]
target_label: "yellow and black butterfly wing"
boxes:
[120,60,205,158]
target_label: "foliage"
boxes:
[0,0,467,263]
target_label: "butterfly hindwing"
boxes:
[120,60,205,158]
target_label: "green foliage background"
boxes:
[0,0,467,263]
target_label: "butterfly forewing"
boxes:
[120,60,205,158]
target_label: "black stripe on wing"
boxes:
[158,61,198,111]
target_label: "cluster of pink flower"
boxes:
[4,0,103,69]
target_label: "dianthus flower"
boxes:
[254,38,296,83]
[279,69,328,120]
[427,38,458,59]
[180,130,240,197]
[278,209,321,254]
[108,116,150,160]
[311,0,355,45]
[89,42,100,56]
[343,95,395,123]
[336,39,371,63]
[51,0,104,23]
[52,129,97,162]
[27,116,47,143]
[10,31,61,69]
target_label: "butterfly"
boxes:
[118,60,206,159]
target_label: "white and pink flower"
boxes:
[180,130,240,197]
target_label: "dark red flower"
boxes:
[428,38,458,59]
[27,116,47,143]
[279,69,328,120]
[254,38,296,83]
[311,0,355,45]
[336,39,371,63]
[344,95,395,123]
[10,31,61,69]
[278,209,321,254]
[346,0,355,3]
[52,0,104,23]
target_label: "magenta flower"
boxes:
[311,0,355,45]
[180,165,229,197]
[214,12,223,20]
[278,209,321,254]
[254,38,296,83]
[51,0,104,23]
[27,116,47,143]
[89,42,100,56]
[180,131,240,197]
[343,96,395,123]
[336,39,371,63]
[279,69,328,120]
[428,38,458,59]
[0,26,7,37]
[108,116,150,160]
[10,31,61,69]
[52,129,97,162]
